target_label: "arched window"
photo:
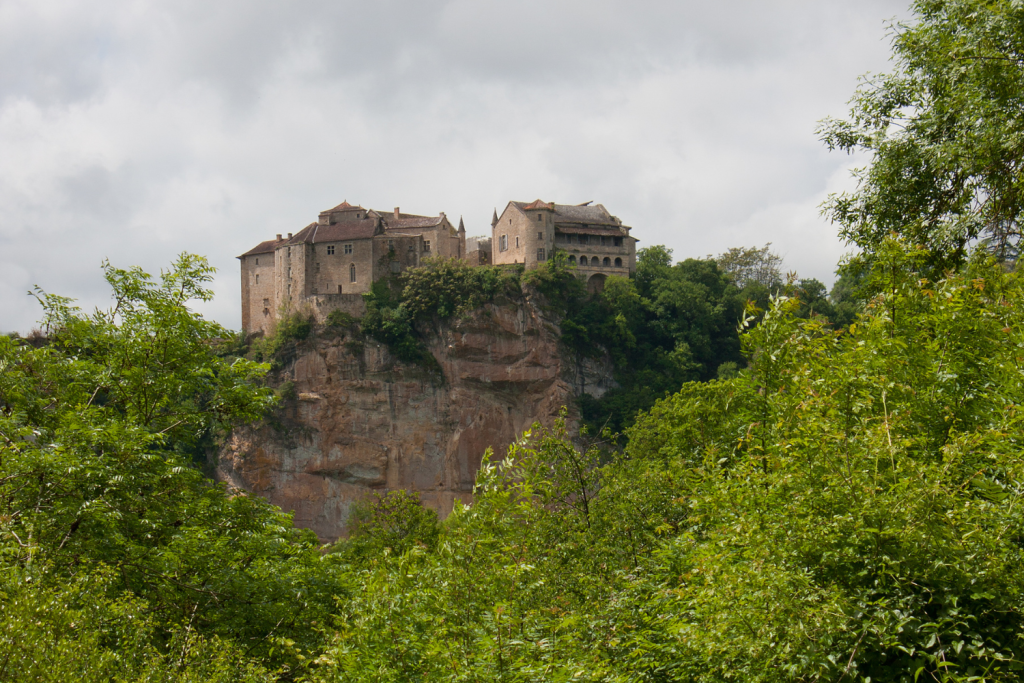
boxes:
[350,264,356,282]
[603,257,611,267]
[568,255,577,264]
[579,256,588,266]
[614,257,622,267]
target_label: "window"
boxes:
[287,247,292,257]
[569,255,577,264]
[350,264,356,282]
[500,235,508,251]
[255,258,259,265]
[536,214,542,221]
[408,244,415,252]
[580,256,588,266]
[288,267,292,278]
[255,274,259,284]
[578,235,589,246]
[338,285,343,293]
[515,236,520,248]
[537,248,546,261]
[614,237,623,247]
[344,243,353,254]
[423,240,430,252]
[615,257,622,267]
[327,245,335,255]
[263,308,270,316]
[603,257,611,267]
[537,231,543,240]
[287,283,291,297]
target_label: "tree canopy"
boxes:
[820,0,1024,267]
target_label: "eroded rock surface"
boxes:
[218,295,614,541]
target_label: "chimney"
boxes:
[276,234,282,241]
[287,232,292,239]
[394,207,400,219]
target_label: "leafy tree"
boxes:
[714,242,784,288]
[820,0,1024,267]
[0,255,346,677]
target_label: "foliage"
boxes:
[714,242,784,288]
[338,490,441,565]
[576,246,750,434]
[250,310,316,365]
[307,239,1024,682]
[819,0,1024,268]
[361,258,522,365]
[0,255,345,678]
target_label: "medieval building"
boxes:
[240,198,637,334]
[239,201,464,335]
[490,200,637,292]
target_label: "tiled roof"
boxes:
[521,199,554,211]
[325,200,364,213]
[239,238,283,258]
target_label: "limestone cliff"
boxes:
[217,293,614,542]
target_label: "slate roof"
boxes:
[382,215,445,230]
[511,200,626,228]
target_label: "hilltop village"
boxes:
[239,199,638,334]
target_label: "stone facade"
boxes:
[490,200,637,292]
[240,201,466,335]
[241,198,639,335]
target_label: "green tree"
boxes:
[820,0,1024,267]
[1,255,345,677]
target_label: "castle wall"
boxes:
[309,238,375,295]
[493,207,551,269]
[373,235,422,280]
[241,252,277,335]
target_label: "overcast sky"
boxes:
[0,0,909,333]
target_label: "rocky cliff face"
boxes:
[217,294,614,542]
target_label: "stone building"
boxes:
[240,201,464,335]
[490,200,637,292]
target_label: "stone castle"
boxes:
[239,199,638,335]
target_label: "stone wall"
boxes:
[240,252,277,335]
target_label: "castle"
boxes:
[239,199,637,335]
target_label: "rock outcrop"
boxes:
[217,294,614,541]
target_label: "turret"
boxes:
[491,208,498,228]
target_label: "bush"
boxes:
[361,259,523,363]
[326,309,358,328]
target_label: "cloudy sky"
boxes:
[0,0,909,333]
